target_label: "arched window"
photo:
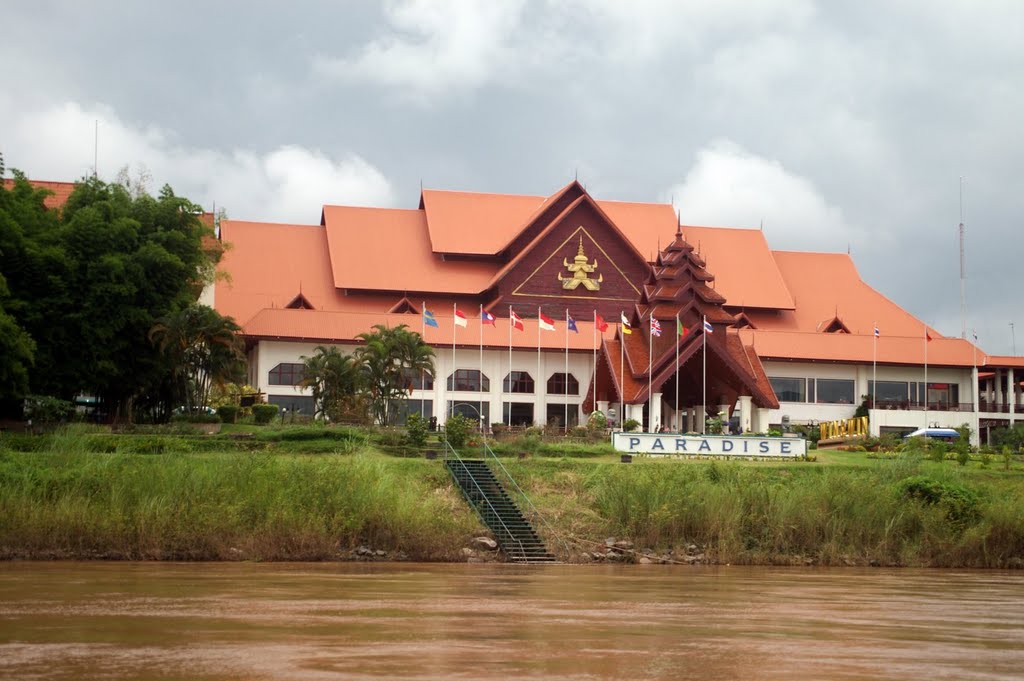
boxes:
[269,362,304,386]
[447,369,490,392]
[547,372,579,395]
[401,367,434,390]
[503,371,534,393]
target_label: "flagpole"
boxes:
[702,314,707,434]
[420,301,426,420]
[479,304,484,438]
[564,309,569,432]
[508,305,513,427]
[452,303,457,421]
[592,310,598,420]
[924,323,929,415]
[619,314,624,431]
[872,320,877,411]
[537,306,542,428]
[648,315,653,433]
[675,313,680,432]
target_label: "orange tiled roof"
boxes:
[322,205,499,293]
[678,225,795,310]
[741,329,979,367]
[3,178,77,210]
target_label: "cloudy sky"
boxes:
[2,1,1021,354]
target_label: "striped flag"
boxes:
[454,308,467,328]
[873,325,880,337]
[481,310,496,325]
[539,312,555,331]
[677,317,689,337]
[703,317,713,334]
[423,308,439,328]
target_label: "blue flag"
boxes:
[567,315,578,333]
[423,309,439,328]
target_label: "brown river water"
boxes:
[1,562,1022,680]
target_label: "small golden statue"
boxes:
[558,235,603,291]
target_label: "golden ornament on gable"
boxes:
[558,235,603,291]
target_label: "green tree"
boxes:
[300,345,364,422]
[0,273,35,399]
[149,304,246,415]
[356,324,435,426]
[0,165,219,421]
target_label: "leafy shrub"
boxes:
[587,410,608,431]
[252,404,279,425]
[444,414,474,449]
[405,412,428,448]
[898,475,980,524]
[24,395,75,423]
[216,406,239,424]
[622,419,641,433]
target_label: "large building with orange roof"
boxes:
[212,179,1023,444]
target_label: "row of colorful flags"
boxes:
[425,307,606,334]
[424,306,716,337]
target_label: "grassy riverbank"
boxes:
[2,426,1023,567]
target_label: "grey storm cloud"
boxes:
[1,0,1021,353]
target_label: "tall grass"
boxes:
[582,458,1024,567]
[0,444,477,561]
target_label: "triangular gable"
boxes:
[388,297,420,314]
[483,186,654,321]
[285,292,315,310]
[818,315,850,334]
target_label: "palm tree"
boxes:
[300,345,363,421]
[149,304,246,415]
[356,324,435,425]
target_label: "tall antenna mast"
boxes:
[94,119,99,179]
[959,176,967,339]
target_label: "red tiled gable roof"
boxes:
[3,178,77,210]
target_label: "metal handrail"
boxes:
[443,440,527,560]
[482,442,572,557]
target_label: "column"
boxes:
[738,396,753,434]
[996,369,1004,411]
[1010,368,1017,426]
[649,392,663,432]
[718,402,731,433]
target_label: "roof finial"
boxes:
[577,235,585,257]
[676,210,682,238]
[574,167,578,181]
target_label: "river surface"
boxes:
[1,562,1022,680]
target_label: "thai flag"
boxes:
[874,325,880,337]
[703,318,713,334]
[650,317,662,337]
[481,310,496,325]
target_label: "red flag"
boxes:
[539,312,555,331]
[454,308,467,328]
[926,330,933,342]
[595,313,609,332]
[510,310,524,331]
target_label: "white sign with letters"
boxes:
[612,432,807,458]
